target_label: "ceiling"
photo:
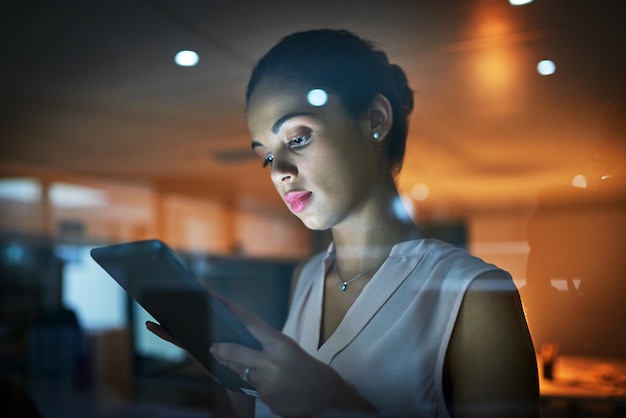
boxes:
[1,0,625,219]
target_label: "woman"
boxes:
[149,29,539,417]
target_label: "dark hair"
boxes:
[246,29,414,175]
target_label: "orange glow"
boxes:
[479,16,509,38]
[475,49,514,90]
[454,1,525,112]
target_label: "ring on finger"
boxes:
[242,367,251,383]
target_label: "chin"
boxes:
[300,219,322,231]
[297,213,330,231]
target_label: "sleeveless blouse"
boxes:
[255,238,510,417]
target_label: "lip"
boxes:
[284,191,312,213]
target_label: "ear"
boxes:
[368,94,393,142]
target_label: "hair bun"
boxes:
[389,64,414,117]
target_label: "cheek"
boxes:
[304,151,346,188]
[302,130,376,193]
[308,158,367,201]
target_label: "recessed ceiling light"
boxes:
[509,0,533,5]
[175,50,199,67]
[537,59,556,76]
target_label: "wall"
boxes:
[467,198,626,358]
[0,174,311,258]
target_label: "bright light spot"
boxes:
[392,195,414,222]
[49,183,108,208]
[307,89,328,106]
[551,279,568,292]
[550,278,581,292]
[411,183,430,201]
[0,178,41,203]
[537,60,556,76]
[572,174,587,188]
[174,50,199,67]
[509,0,533,5]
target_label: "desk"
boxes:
[538,354,626,417]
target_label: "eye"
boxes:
[287,132,311,148]
[262,154,274,169]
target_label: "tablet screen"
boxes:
[90,239,261,394]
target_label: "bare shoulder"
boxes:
[446,271,540,418]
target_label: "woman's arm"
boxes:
[445,272,540,418]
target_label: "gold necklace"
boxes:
[334,260,384,292]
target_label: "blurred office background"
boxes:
[1,0,625,417]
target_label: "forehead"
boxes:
[246,78,343,139]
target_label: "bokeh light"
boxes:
[307,89,328,106]
[175,50,199,67]
[537,59,556,75]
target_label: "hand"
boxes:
[209,297,376,417]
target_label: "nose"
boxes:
[270,156,298,184]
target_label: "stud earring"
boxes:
[373,131,380,140]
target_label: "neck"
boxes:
[330,187,422,271]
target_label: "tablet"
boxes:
[90,239,261,395]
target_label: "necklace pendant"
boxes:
[340,282,348,292]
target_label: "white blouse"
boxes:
[256,238,509,417]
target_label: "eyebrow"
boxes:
[271,111,315,134]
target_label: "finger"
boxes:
[230,361,257,388]
[210,341,266,371]
[145,321,183,348]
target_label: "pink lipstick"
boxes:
[284,191,312,213]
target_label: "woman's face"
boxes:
[247,78,382,230]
